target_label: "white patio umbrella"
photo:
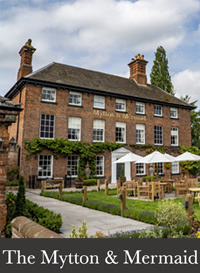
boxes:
[135,151,175,164]
[175,151,200,162]
[135,151,176,176]
[175,151,200,176]
[113,152,143,164]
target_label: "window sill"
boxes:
[115,110,127,113]
[41,100,57,104]
[154,115,163,118]
[170,117,179,120]
[93,107,106,110]
[68,104,83,108]
[135,113,146,116]
[136,174,146,177]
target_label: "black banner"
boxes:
[0,239,200,273]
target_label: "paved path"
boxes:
[25,188,153,238]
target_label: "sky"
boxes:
[0,0,200,108]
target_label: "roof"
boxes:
[6,62,192,109]
[0,95,22,111]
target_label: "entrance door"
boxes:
[116,163,125,180]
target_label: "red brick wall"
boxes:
[8,85,192,181]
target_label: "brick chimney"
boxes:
[17,39,36,80]
[128,54,148,85]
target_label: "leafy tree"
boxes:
[150,46,175,95]
[180,95,200,147]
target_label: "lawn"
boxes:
[40,188,199,225]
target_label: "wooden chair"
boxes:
[123,181,137,196]
[137,184,149,199]
[160,178,172,193]
[186,178,198,188]
[148,182,163,200]
[175,182,188,197]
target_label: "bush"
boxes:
[143,176,156,182]
[69,221,88,238]
[157,199,188,233]
[14,175,29,218]
[83,179,97,186]
[5,180,19,186]
[7,167,19,181]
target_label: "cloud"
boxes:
[0,0,200,96]
[172,69,200,106]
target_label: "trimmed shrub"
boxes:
[5,180,19,186]
[83,179,97,186]
[14,175,29,218]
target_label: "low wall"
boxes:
[11,216,64,238]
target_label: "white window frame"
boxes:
[136,102,145,114]
[68,117,81,141]
[171,127,179,146]
[40,113,55,139]
[157,162,164,175]
[94,95,105,109]
[67,155,80,177]
[42,87,56,102]
[116,99,126,112]
[136,163,146,176]
[116,122,126,143]
[172,162,179,174]
[38,155,53,178]
[154,125,163,145]
[170,108,178,119]
[93,120,105,142]
[69,91,82,106]
[154,105,162,116]
[136,124,145,144]
[96,155,104,176]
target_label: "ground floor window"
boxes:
[157,162,164,175]
[67,155,79,177]
[38,155,53,178]
[96,156,104,176]
[172,162,179,174]
[136,163,145,175]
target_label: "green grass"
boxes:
[41,188,198,225]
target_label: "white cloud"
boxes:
[172,69,200,107]
[0,0,200,96]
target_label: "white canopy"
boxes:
[135,151,175,164]
[175,151,200,162]
[113,152,143,164]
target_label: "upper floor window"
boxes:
[67,155,79,177]
[40,114,55,139]
[154,105,162,116]
[116,122,126,143]
[154,125,163,145]
[116,99,126,112]
[96,156,104,176]
[68,117,81,141]
[136,124,145,144]
[38,155,53,178]
[69,91,82,106]
[136,102,145,114]
[94,95,105,109]
[170,108,178,119]
[171,127,179,146]
[93,119,105,142]
[42,87,56,103]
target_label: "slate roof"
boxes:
[0,95,21,110]
[6,62,192,109]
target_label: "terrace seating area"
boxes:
[116,177,200,201]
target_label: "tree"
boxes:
[180,95,200,147]
[14,175,29,217]
[150,46,175,95]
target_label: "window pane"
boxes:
[69,92,82,105]
[136,102,145,114]
[96,156,104,176]
[154,126,163,145]
[40,114,55,139]
[93,120,104,142]
[68,117,81,141]
[171,127,178,145]
[67,155,79,176]
[38,155,53,178]
[94,95,105,109]
[116,122,126,143]
[136,124,145,144]
[42,88,56,102]
[116,99,126,111]
[154,105,162,116]
[136,163,145,175]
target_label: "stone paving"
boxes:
[25,185,154,238]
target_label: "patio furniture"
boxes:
[148,181,163,200]
[41,178,64,191]
[123,180,137,196]
[137,184,149,199]
[188,187,200,201]
[175,182,188,197]
[186,178,198,188]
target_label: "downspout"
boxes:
[16,89,22,169]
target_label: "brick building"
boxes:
[6,40,193,184]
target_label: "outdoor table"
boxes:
[160,180,174,192]
[188,187,200,201]
[160,182,168,198]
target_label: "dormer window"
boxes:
[42,87,56,102]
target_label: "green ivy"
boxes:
[24,138,123,179]
[180,146,200,176]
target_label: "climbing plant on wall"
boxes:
[24,138,123,178]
